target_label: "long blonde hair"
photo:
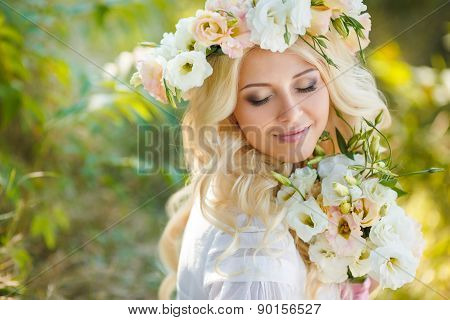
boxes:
[157,29,392,300]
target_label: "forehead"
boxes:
[238,47,314,87]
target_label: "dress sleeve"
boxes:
[202,215,306,300]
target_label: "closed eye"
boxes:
[296,84,317,93]
[249,95,272,106]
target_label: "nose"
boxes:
[276,90,304,124]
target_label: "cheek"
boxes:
[234,103,275,135]
[305,87,330,124]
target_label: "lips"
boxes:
[277,125,311,143]
[277,124,311,137]
[279,126,309,137]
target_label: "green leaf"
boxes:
[347,133,360,149]
[379,179,408,197]
[336,127,353,159]
[336,128,348,153]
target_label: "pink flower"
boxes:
[205,0,253,58]
[343,13,371,54]
[326,206,365,257]
[339,277,371,299]
[221,22,253,58]
[192,9,232,47]
[308,7,332,36]
[205,0,248,17]
[351,197,381,227]
[135,53,168,104]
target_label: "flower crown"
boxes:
[130,0,372,109]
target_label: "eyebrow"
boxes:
[239,68,317,92]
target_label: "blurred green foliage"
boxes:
[0,0,448,299]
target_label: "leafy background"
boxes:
[0,0,448,299]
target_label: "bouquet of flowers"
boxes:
[272,110,442,290]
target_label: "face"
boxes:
[233,47,330,163]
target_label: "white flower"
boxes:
[287,0,312,35]
[349,245,371,277]
[309,234,353,283]
[324,0,367,18]
[164,51,213,92]
[369,203,425,258]
[321,164,363,206]
[276,166,317,206]
[276,185,303,206]
[286,197,328,242]
[317,153,364,179]
[368,244,419,290]
[291,166,318,196]
[361,177,397,208]
[153,32,178,61]
[348,184,363,199]
[246,0,297,52]
[174,17,208,53]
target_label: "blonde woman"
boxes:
[133,0,390,300]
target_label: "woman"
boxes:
[136,1,391,300]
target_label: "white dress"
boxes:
[176,193,342,300]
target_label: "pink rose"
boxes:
[220,37,244,58]
[343,13,371,54]
[308,7,332,36]
[204,0,253,58]
[192,9,231,47]
[136,54,168,104]
[221,20,253,58]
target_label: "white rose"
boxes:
[154,32,178,60]
[290,166,318,197]
[174,17,208,53]
[246,0,297,52]
[286,197,328,242]
[368,243,419,290]
[317,154,364,179]
[287,0,312,35]
[361,177,397,207]
[369,203,425,257]
[309,234,353,283]
[164,51,213,92]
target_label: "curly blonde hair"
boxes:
[157,28,391,300]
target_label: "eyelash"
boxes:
[249,84,317,106]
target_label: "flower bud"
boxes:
[344,174,357,186]
[332,17,349,37]
[339,201,351,214]
[369,134,380,157]
[333,182,349,197]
